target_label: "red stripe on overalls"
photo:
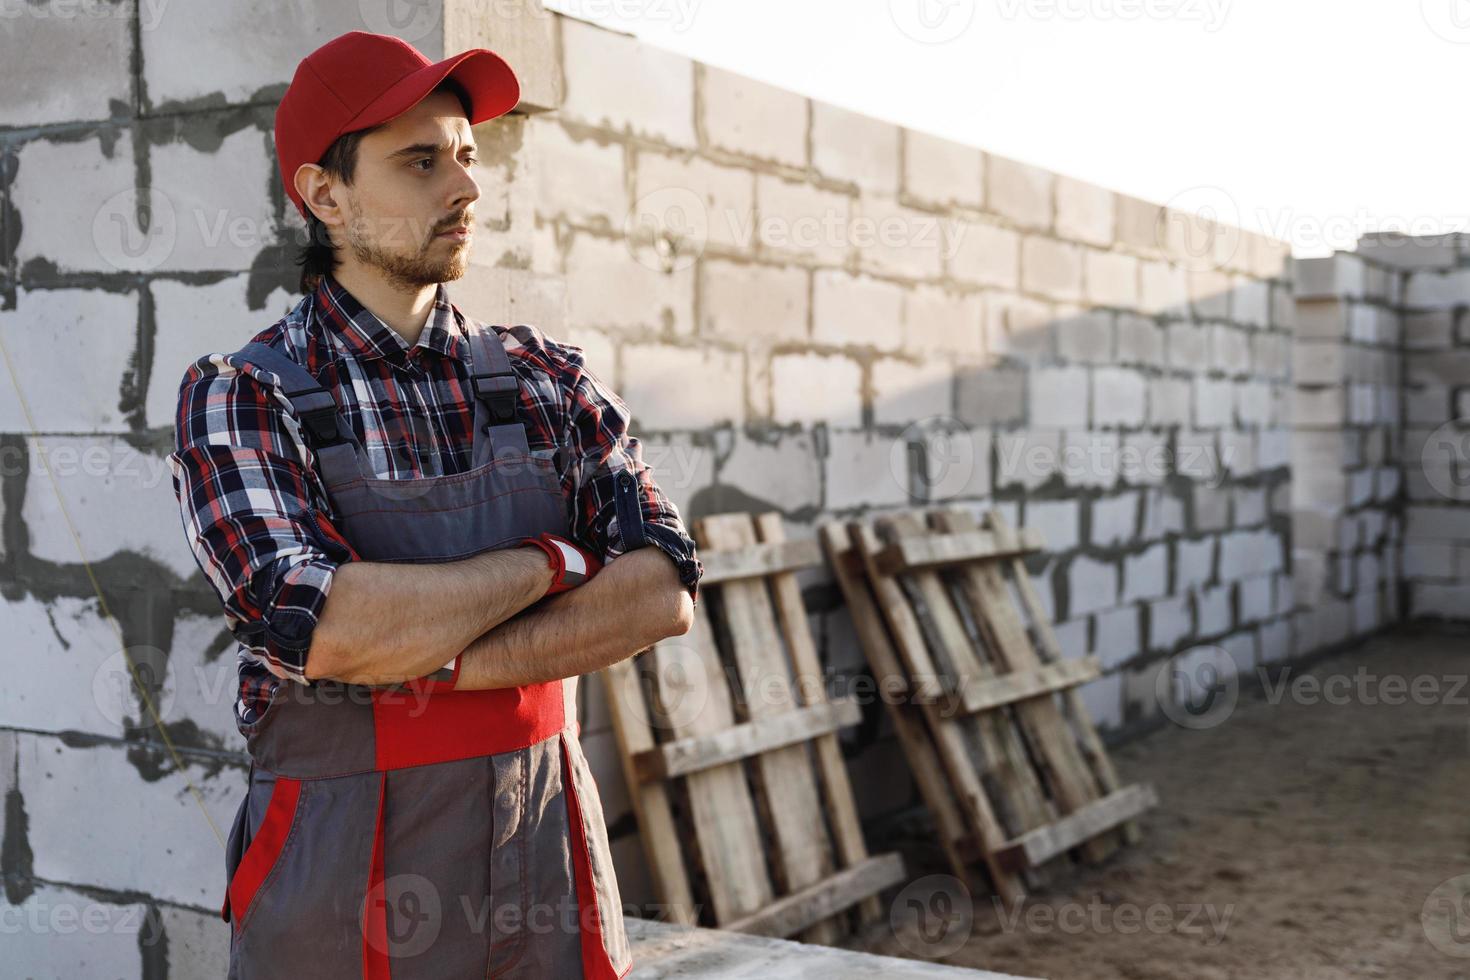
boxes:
[362,771,390,980]
[225,775,303,929]
[561,736,629,980]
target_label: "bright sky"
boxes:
[544,0,1470,257]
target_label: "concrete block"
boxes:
[0,882,149,980]
[1092,367,1146,426]
[1232,277,1270,328]
[147,277,294,428]
[1,6,130,125]
[1193,376,1233,428]
[18,733,242,907]
[1083,249,1139,308]
[1115,194,1165,254]
[1165,320,1207,370]
[1067,554,1119,617]
[1076,671,1123,731]
[526,118,627,229]
[1116,313,1164,366]
[754,174,854,266]
[1138,259,1188,315]
[1176,536,1215,590]
[1055,308,1113,364]
[946,218,1020,289]
[825,430,910,509]
[561,18,695,146]
[902,129,983,208]
[871,357,953,425]
[812,270,904,352]
[986,154,1054,231]
[1029,366,1089,428]
[1121,430,1171,487]
[995,428,1061,491]
[1055,176,1115,247]
[1294,299,1350,341]
[1148,594,1192,650]
[913,423,991,504]
[1022,498,1081,552]
[699,65,807,167]
[1188,267,1232,320]
[160,902,232,979]
[0,288,137,433]
[700,260,807,343]
[810,102,899,194]
[25,435,196,579]
[1295,254,1366,301]
[1208,324,1251,375]
[634,149,756,252]
[565,232,694,335]
[622,343,743,429]
[636,433,714,523]
[1093,606,1140,671]
[1142,487,1186,538]
[1403,310,1455,350]
[1062,429,1121,489]
[955,365,1025,426]
[1148,377,1191,426]
[1404,268,1470,310]
[1021,235,1084,301]
[855,195,945,280]
[1196,583,1232,635]
[1122,544,1168,604]
[770,351,862,427]
[1090,490,1139,546]
[902,285,984,358]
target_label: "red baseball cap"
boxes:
[275,30,520,221]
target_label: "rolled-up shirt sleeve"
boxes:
[167,352,349,685]
[560,346,703,606]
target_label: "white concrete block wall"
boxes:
[6,4,1431,975]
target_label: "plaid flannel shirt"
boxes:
[168,272,703,725]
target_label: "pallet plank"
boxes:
[723,853,907,940]
[632,699,861,782]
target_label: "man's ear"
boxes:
[295,163,340,223]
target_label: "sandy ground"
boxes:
[868,624,1470,980]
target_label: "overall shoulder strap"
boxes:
[466,324,531,461]
[235,341,353,450]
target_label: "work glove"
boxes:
[519,532,603,597]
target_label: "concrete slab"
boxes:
[626,917,1043,979]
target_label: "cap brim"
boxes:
[343,47,521,134]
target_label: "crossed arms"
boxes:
[304,543,693,689]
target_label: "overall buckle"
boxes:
[472,373,518,426]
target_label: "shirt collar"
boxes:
[312,272,468,368]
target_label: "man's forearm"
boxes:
[305,546,554,684]
[452,546,693,690]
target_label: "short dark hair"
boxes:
[294,78,475,293]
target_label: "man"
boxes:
[167,30,702,979]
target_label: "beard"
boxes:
[343,210,470,292]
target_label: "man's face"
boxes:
[334,90,482,290]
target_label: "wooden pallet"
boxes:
[603,511,906,944]
[821,506,1156,904]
